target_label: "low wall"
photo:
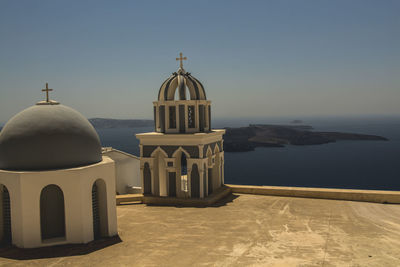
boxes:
[226,184,400,204]
[116,194,143,205]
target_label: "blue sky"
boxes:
[0,0,399,123]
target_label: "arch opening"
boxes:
[143,163,152,195]
[40,184,65,241]
[174,84,192,101]
[169,106,177,129]
[180,153,188,192]
[168,76,197,101]
[92,179,108,239]
[0,185,11,245]
[191,164,200,198]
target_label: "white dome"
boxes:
[0,104,102,171]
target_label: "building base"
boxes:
[142,186,231,206]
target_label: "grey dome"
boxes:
[158,68,206,101]
[0,104,102,171]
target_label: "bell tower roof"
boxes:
[158,53,206,101]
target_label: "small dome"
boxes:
[158,68,206,101]
[0,104,102,171]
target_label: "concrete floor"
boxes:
[1,193,400,266]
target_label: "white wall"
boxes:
[102,148,141,194]
[0,156,117,248]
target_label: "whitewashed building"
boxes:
[0,85,118,248]
[102,147,141,194]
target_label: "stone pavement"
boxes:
[1,193,400,266]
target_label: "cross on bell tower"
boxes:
[42,83,53,103]
[176,52,187,69]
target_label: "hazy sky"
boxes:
[0,0,399,123]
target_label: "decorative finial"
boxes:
[37,82,59,105]
[176,52,187,69]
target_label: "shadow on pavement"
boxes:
[0,235,122,260]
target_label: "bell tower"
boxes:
[136,53,225,200]
[154,52,211,134]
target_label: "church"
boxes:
[0,84,117,248]
[136,53,225,199]
[0,53,225,248]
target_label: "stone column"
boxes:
[199,165,204,198]
[184,103,189,132]
[140,165,144,194]
[199,144,204,158]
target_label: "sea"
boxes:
[96,117,400,191]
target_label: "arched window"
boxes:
[0,185,11,245]
[191,164,200,198]
[143,163,152,195]
[208,168,213,195]
[181,153,187,175]
[92,179,108,239]
[40,185,65,240]
[169,106,176,129]
[174,83,191,101]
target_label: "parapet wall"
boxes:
[226,184,400,204]
[115,185,400,205]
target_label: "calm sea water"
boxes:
[96,117,400,191]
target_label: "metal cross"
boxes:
[42,82,53,102]
[176,52,187,69]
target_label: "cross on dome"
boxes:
[37,82,59,105]
[176,52,187,69]
[42,83,53,103]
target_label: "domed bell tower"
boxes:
[155,53,211,134]
[136,53,225,201]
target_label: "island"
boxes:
[88,118,153,128]
[290,119,303,124]
[224,124,388,152]
[0,119,153,132]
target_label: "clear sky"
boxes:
[0,0,399,123]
